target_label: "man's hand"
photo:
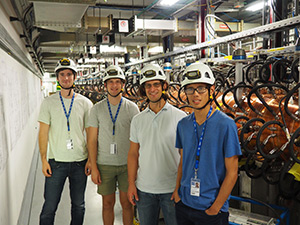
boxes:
[42,161,52,177]
[85,160,91,176]
[127,183,139,205]
[171,189,181,203]
[205,207,219,216]
[91,168,102,185]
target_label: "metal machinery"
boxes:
[74,11,300,224]
[229,196,290,225]
[3,0,300,224]
[33,0,295,223]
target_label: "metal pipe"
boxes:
[10,0,44,74]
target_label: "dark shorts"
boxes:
[175,200,229,225]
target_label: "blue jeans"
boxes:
[39,159,87,225]
[136,189,177,225]
[175,200,229,225]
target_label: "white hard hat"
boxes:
[103,65,125,82]
[55,58,77,73]
[181,62,215,88]
[140,64,166,85]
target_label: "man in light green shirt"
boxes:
[38,58,93,225]
[87,65,139,225]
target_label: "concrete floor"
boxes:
[27,159,165,225]
[28,159,125,225]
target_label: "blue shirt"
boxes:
[176,110,241,212]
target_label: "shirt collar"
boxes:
[146,101,170,113]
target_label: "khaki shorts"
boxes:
[97,164,129,196]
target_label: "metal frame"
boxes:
[124,15,300,67]
[198,45,298,64]
[127,15,178,37]
[229,195,290,225]
[9,0,43,75]
[0,22,41,78]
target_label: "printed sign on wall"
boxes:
[118,20,129,33]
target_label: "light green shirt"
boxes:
[38,92,93,162]
[88,97,139,166]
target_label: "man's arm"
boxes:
[127,141,140,205]
[206,155,239,215]
[85,127,91,176]
[171,148,183,203]
[38,122,51,177]
[87,126,101,184]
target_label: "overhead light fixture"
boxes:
[148,46,163,54]
[246,1,264,11]
[160,0,179,6]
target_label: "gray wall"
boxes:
[0,3,43,225]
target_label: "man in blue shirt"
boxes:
[172,62,241,225]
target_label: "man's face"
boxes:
[57,69,75,88]
[144,80,164,102]
[185,83,212,108]
[105,78,124,96]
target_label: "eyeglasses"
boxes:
[184,70,201,80]
[185,86,208,95]
[107,69,118,76]
[143,70,156,78]
[59,58,70,66]
[144,82,162,89]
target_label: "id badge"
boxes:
[110,143,117,155]
[190,178,200,197]
[66,139,74,150]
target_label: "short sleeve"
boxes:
[130,116,139,143]
[84,99,93,128]
[224,120,242,158]
[175,121,183,149]
[87,105,99,128]
[38,99,50,125]
[129,102,140,120]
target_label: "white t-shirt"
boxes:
[130,102,187,194]
[38,92,93,162]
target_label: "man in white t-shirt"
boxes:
[38,58,93,225]
[127,64,186,225]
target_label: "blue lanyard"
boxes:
[107,97,123,135]
[59,92,75,132]
[192,106,213,179]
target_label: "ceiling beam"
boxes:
[29,0,96,4]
